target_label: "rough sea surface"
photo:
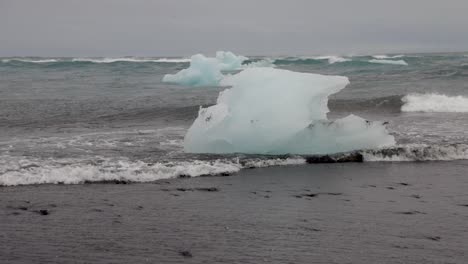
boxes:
[2,53,468,263]
[2,53,468,185]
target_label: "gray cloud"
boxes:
[1,0,468,56]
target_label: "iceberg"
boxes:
[215,51,248,71]
[184,68,395,154]
[162,51,247,86]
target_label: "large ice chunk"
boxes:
[184,68,395,154]
[162,51,247,86]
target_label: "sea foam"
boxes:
[402,93,468,112]
[184,68,395,154]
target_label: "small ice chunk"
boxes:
[162,51,247,86]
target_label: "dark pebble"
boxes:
[176,188,192,192]
[38,209,49,215]
[196,187,219,192]
[426,236,441,241]
[397,211,426,215]
[179,250,193,258]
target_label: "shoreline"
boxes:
[2,161,468,263]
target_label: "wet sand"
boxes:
[2,161,468,263]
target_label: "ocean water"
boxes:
[2,53,468,185]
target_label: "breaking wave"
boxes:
[372,55,405,59]
[272,56,351,65]
[2,59,59,63]
[401,93,468,112]
[363,144,468,162]
[314,56,351,64]
[3,143,468,186]
[1,57,191,64]
[0,156,305,186]
[71,57,191,63]
[369,59,408,66]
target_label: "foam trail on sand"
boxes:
[184,68,395,154]
[369,59,408,66]
[162,51,247,86]
[402,93,468,112]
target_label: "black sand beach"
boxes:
[2,161,468,263]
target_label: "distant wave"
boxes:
[402,93,468,112]
[71,57,190,63]
[369,59,408,66]
[271,55,352,65]
[314,56,351,64]
[1,57,191,64]
[2,59,59,63]
[242,59,276,68]
[372,55,405,59]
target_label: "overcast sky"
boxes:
[1,0,468,57]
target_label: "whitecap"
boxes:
[315,55,351,64]
[402,93,468,112]
[369,59,408,66]
[372,55,405,59]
